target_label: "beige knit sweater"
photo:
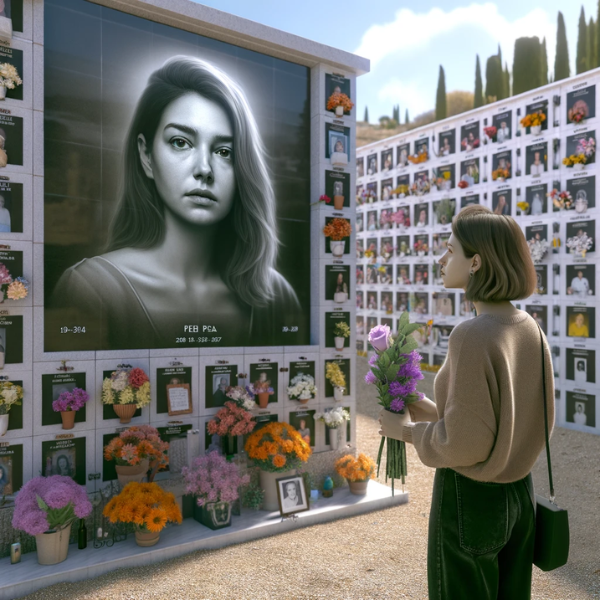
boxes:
[402,311,555,483]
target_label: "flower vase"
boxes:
[334,336,345,351]
[113,404,137,423]
[497,177,505,183]
[348,480,369,495]
[333,291,348,304]
[194,501,232,530]
[224,434,236,456]
[35,524,72,565]
[574,163,585,171]
[60,410,76,430]
[531,125,542,135]
[257,392,270,409]
[260,468,296,511]
[0,413,8,436]
[135,530,160,547]
[328,427,339,450]
[333,195,344,210]
[330,241,345,257]
[0,86,6,101]
[333,386,344,402]
[335,105,344,117]
[297,397,310,405]
[331,152,348,167]
[115,459,149,487]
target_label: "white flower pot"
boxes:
[573,163,585,171]
[331,152,348,167]
[335,106,344,117]
[334,292,348,304]
[334,336,345,351]
[0,413,8,436]
[330,241,345,257]
[35,524,72,565]
[531,125,542,135]
[260,468,296,512]
[333,386,344,402]
[496,177,505,183]
[328,427,339,450]
[0,86,6,101]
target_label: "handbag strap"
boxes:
[536,322,555,503]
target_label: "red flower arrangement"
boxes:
[129,368,149,388]
[207,401,256,437]
[483,126,497,141]
[457,180,469,189]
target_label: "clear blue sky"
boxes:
[194,1,596,122]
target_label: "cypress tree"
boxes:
[474,55,484,108]
[503,62,511,98]
[405,109,409,124]
[485,54,503,102]
[555,12,570,81]
[435,65,447,121]
[577,7,588,73]
[597,0,600,69]
[513,37,542,95]
[588,17,597,69]
[364,106,369,123]
[541,37,549,85]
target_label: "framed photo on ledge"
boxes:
[166,383,192,416]
[276,474,309,517]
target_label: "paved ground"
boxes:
[22,357,600,599]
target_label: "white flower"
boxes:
[528,238,550,264]
[111,370,129,392]
[287,374,317,400]
[0,387,18,406]
[315,407,350,428]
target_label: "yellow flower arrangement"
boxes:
[562,154,586,167]
[103,482,182,533]
[244,422,311,472]
[335,453,376,482]
[492,168,510,180]
[520,111,546,128]
[325,361,346,389]
[517,201,530,214]
[442,171,450,180]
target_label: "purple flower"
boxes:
[368,354,378,367]
[364,370,377,385]
[397,361,424,381]
[52,387,89,413]
[368,325,391,353]
[389,380,417,398]
[390,398,406,412]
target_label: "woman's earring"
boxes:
[469,270,474,278]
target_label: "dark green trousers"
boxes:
[428,468,536,600]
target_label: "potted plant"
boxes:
[520,111,546,135]
[182,451,250,529]
[103,425,169,486]
[434,198,456,226]
[101,366,151,423]
[323,217,352,258]
[286,373,317,405]
[547,189,573,211]
[250,374,274,409]
[0,263,29,303]
[326,91,354,117]
[0,381,22,436]
[103,482,182,547]
[335,453,376,495]
[12,475,92,564]
[244,422,311,511]
[315,407,350,450]
[563,136,595,171]
[0,63,22,100]
[325,361,346,402]
[333,321,350,351]
[51,387,89,430]
[492,167,510,182]
[207,398,256,456]
[516,201,530,216]
[242,481,265,511]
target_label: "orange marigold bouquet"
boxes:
[326,92,354,113]
[103,425,169,470]
[335,453,376,482]
[323,217,352,241]
[103,482,182,533]
[244,422,312,472]
[520,111,546,128]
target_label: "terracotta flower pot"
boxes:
[348,480,369,495]
[135,530,160,547]
[113,403,137,423]
[60,410,76,430]
[115,459,149,487]
[35,524,72,565]
[257,392,270,409]
[333,195,344,210]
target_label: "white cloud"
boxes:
[377,80,431,119]
[355,3,556,71]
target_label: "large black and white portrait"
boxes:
[276,474,308,516]
[44,0,310,351]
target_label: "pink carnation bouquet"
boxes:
[0,262,29,301]
[207,401,256,438]
[52,387,89,413]
[182,451,250,507]
[12,475,92,535]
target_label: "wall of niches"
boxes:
[0,0,361,510]
[356,70,600,437]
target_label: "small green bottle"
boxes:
[78,518,87,550]
[323,476,334,498]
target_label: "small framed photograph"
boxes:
[276,474,309,516]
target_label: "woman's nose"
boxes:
[193,146,213,182]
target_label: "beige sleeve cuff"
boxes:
[402,424,415,444]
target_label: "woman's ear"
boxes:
[472,253,482,274]
[137,134,154,179]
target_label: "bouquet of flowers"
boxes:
[0,63,22,91]
[492,167,510,180]
[365,315,424,491]
[393,184,409,198]
[311,194,331,207]
[568,100,589,124]
[52,387,89,413]
[413,238,429,254]
[244,422,311,472]
[527,237,550,264]
[434,198,455,225]
[326,361,346,390]
[326,92,354,113]
[461,137,480,150]
[103,482,182,533]
[520,111,546,128]
[225,385,256,411]
[457,179,469,189]
[361,189,376,204]
[547,189,573,210]
[101,366,151,408]
[517,201,530,215]
[182,451,250,507]
[483,126,497,141]
[104,425,169,470]
[0,263,29,301]
[12,475,92,535]
[335,453,376,482]
[566,231,593,257]
[0,381,22,415]
[207,401,256,438]
[323,217,352,241]
[314,406,350,429]
[391,209,411,228]
[408,150,428,164]
[286,373,317,402]
[578,136,595,160]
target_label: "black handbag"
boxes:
[533,323,570,571]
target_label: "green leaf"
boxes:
[399,311,409,329]
[399,338,418,354]
[403,323,422,336]
[36,494,49,512]
[385,364,398,381]
[380,352,391,368]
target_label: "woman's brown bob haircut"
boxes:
[452,204,536,301]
